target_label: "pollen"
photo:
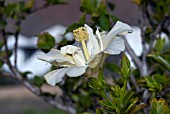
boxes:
[73,27,89,42]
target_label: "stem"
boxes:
[81,40,90,60]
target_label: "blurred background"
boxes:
[1,0,169,114]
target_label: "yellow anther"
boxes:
[73,27,89,42]
[73,27,90,61]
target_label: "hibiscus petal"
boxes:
[73,51,86,66]
[103,21,132,48]
[87,53,103,68]
[103,37,125,54]
[37,48,77,66]
[66,65,88,77]
[96,28,103,51]
[60,45,80,55]
[44,68,68,86]
[37,49,63,62]
[85,24,100,55]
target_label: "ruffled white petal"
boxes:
[37,48,76,65]
[85,24,100,55]
[66,65,88,77]
[96,28,103,51]
[103,37,125,54]
[103,21,132,48]
[87,53,103,68]
[73,52,86,66]
[44,68,68,86]
[37,49,62,62]
[60,45,80,55]
[44,66,88,86]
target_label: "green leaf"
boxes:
[123,98,138,113]
[88,77,100,89]
[147,54,170,71]
[128,103,147,114]
[153,74,169,86]
[23,0,34,12]
[105,63,120,73]
[99,100,115,109]
[120,54,131,79]
[154,38,165,51]
[98,68,105,87]
[33,76,44,87]
[80,0,95,14]
[64,23,82,35]
[99,14,110,31]
[20,71,32,78]
[96,108,103,114]
[144,76,161,92]
[37,32,55,51]
[79,13,86,25]
[151,98,170,114]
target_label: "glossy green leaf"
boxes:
[120,54,131,79]
[23,0,34,11]
[151,98,170,114]
[153,74,169,86]
[80,0,95,14]
[88,77,100,89]
[99,14,110,31]
[33,76,44,87]
[98,68,105,87]
[154,38,165,51]
[96,108,103,114]
[64,23,82,35]
[144,76,161,92]
[37,32,55,51]
[147,54,170,71]
[128,103,147,114]
[79,13,86,25]
[99,100,115,109]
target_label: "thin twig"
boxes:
[14,21,20,69]
[139,7,148,76]
[124,37,142,69]
[130,75,140,92]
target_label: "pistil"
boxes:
[73,27,90,60]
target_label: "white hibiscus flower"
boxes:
[37,21,132,86]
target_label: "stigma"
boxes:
[73,27,89,42]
